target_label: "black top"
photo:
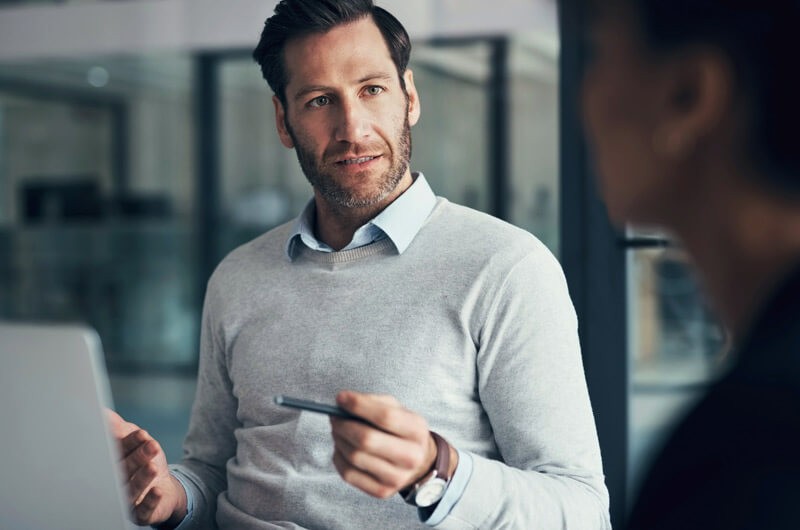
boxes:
[627,263,800,530]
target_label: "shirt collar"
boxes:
[285,172,436,259]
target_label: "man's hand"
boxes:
[105,409,188,527]
[330,391,455,500]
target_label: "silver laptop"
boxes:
[0,321,136,530]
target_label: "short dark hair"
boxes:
[252,0,411,107]
[630,0,800,192]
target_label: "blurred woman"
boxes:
[581,1,800,529]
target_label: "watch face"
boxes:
[414,477,448,507]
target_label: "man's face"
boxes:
[273,16,420,210]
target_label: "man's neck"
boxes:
[312,173,413,251]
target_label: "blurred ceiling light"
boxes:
[87,66,109,87]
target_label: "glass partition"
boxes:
[0,54,199,370]
[218,58,310,254]
[509,32,559,253]
[626,241,731,501]
[411,41,491,214]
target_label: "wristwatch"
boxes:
[401,431,451,508]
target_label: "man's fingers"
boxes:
[120,429,158,461]
[332,429,414,486]
[119,435,162,504]
[332,449,398,499]
[336,390,398,410]
[127,458,159,505]
[331,418,425,471]
[119,429,145,458]
[331,392,440,494]
[105,408,139,438]
[335,390,426,438]
[104,411,177,526]
[132,487,164,525]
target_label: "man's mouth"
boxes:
[338,155,378,165]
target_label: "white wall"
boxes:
[0,0,557,61]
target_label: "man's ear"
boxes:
[273,95,295,149]
[652,48,733,159]
[404,69,421,127]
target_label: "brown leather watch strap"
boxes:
[430,431,451,481]
[399,431,451,503]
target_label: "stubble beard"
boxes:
[286,114,412,210]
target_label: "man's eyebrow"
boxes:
[358,72,394,84]
[292,85,332,101]
[291,73,396,101]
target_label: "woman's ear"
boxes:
[652,48,734,159]
[273,95,295,149]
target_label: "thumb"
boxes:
[105,408,139,438]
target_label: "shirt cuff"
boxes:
[152,470,194,530]
[421,448,473,526]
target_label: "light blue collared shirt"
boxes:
[285,172,437,258]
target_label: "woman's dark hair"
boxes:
[252,0,411,107]
[631,0,800,191]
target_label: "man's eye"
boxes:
[365,86,384,96]
[309,95,331,108]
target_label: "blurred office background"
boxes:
[0,1,728,526]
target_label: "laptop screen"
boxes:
[0,322,135,529]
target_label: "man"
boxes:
[110,1,610,528]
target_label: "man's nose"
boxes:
[334,99,371,143]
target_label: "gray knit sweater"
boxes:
[171,197,611,529]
